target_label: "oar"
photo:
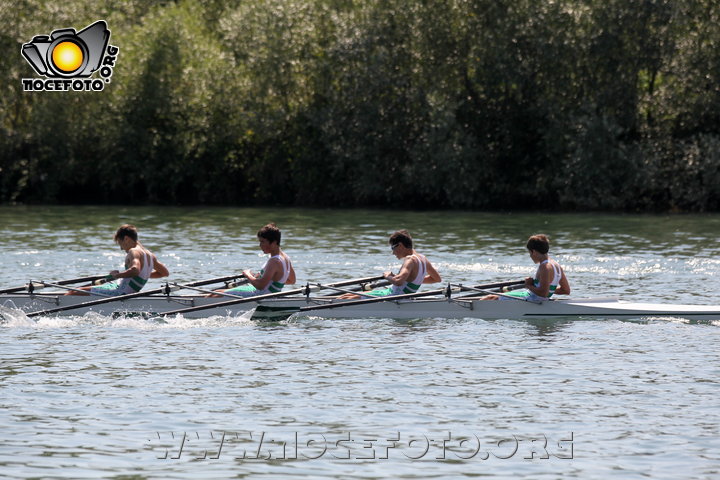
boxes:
[297,286,456,312]
[164,280,250,300]
[451,283,542,304]
[454,280,525,298]
[296,279,526,313]
[348,279,390,292]
[312,283,377,298]
[160,275,385,317]
[35,281,115,297]
[26,274,245,318]
[0,274,108,295]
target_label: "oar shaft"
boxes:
[452,283,541,304]
[454,280,525,298]
[0,274,107,295]
[347,279,391,292]
[298,279,526,312]
[161,287,307,316]
[162,275,385,316]
[315,284,376,299]
[168,281,250,300]
[38,281,114,297]
[299,287,452,312]
[26,274,245,317]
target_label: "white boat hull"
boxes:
[294,297,720,320]
[2,293,720,320]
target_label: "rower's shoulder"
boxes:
[404,254,422,270]
[268,254,288,265]
[412,251,431,264]
[544,258,565,274]
[549,258,564,268]
[402,254,418,264]
[132,245,155,257]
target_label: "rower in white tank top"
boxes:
[502,259,563,302]
[486,234,570,303]
[66,224,169,297]
[364,231,441,298]
[390,253,428,295]
[92,247,155,295]
[226,253,293,296]
[210,223,296,298]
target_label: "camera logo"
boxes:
[21,20,119,92]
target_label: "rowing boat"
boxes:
[2,292,720,320]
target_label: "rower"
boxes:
[66,224,169,296]
[339,229,441,299]
[209,223,296,297]
[482,234,570,301]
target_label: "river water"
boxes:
[0,206,718,479]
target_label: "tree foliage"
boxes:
[2,0,720,211]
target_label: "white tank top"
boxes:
[391,253,428,295]
[533,259,562,298]
[259,254,292,293]
[117,249,154,294]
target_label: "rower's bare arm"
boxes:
[387,258,413,285]
[287,262,297,285]
[424,261,441,284]
[528,264,551,298]
[554,267,571,295]
[247,259,279,290]
[113,250,141,279]
[151,256,170,278]
[241,269,256,285]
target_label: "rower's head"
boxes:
[257,223,281,253]
[114,224,138,251]
[389,230,413,258]
[526,234,550,262]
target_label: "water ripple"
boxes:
[1,207,720,478]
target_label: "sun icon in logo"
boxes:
[51,41,84,73]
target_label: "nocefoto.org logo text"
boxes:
[21,20,119,92]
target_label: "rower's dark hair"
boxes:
[258,223,281,245]
[114,224,138,243]
[526,234,550,254]
[389,229,413,249]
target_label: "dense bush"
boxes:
[2,0,720,211]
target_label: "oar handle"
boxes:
[351,279,391,292]
[92,275,115,286]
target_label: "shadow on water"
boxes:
[520,317,578,337]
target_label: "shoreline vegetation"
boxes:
[3,0,720,211]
